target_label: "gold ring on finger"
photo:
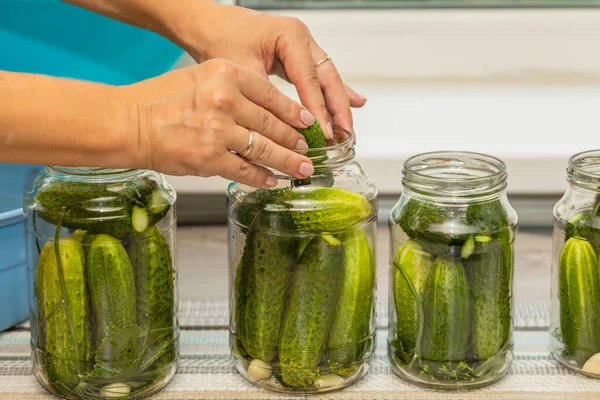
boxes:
[239,130,257,158]
[315,56,332,68]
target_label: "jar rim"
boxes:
[567,149,600,185]
[402,150,508,199]
[47,166,139,176]
[404,150,507,182]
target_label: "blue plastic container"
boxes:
[0,1,184,331]
[0,164,42,331]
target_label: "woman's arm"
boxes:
[0,70,139,169]
[0,60,315,188]
[61,0,364,138]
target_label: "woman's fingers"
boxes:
[276,19,330,138]
[218,152,278,188]
[346,84,367,108]
[237,69,317,131]
[234,96,308,151]
[311,49,354,136]
[229,127,314,180]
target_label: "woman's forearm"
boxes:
[0,71,139,169]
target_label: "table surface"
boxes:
[3,225,600,400]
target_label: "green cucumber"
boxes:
[235,188,288,229]
[559,237,600,365]
[86,234,137,349]
[235,210,296,363]
[565,212,600,256]
[36,181,151,238]
[327,228,376,370]
[128,227,177,364]
[36,238,91,389]
[279,235,344,388]
[466,200,509,235]
[469,239,511,360]
[399,199,474,257]
[35,176,172,238]
[286,188,371,232]
[393,239,434,364]
[421,258,471,363]
[294,121,334,187]
[297,121,327,149]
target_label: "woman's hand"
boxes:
[178,3,366,139]
[126,59,316,188]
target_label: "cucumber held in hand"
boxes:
[421,258,471,364]
[327,228,376,371]
[128,226,177,365]
[559,237,600,365]
[235,209,296,363]
[295,121,334,187]
[86,234,137,349]
[393,239,434,364]
[287,188,371,232]
[36,238,91,389]
[469,238,511,360]
[279,235,344,388]
[297,120,327,149]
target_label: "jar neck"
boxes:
[566,150,600,193]
[402,151,508,202]
[275,127,355,178]
[46,166,143,181]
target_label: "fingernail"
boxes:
[296,139,309,150]
[266,175,278,187]
[359,95,368,102]
[299,162,314,177]
[300,110,316,127]
[326,122,334,139]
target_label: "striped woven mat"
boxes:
[1,300,599,400]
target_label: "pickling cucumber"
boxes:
[35,177,172,238]
[565,212,600,257]
[421,258,471,363]
[294,121,334,187]
[36,238,91,389]
[469,239,511,360]
[393,239,434,364]
[86,234,137,349]
[287,188,371,232]
[327,228,375,370]
[559,237,600,365]
[128,227,177,364]
[279,235,344,388]
[235,210,296,363]
[297,121,327,149]
[399,199,474,257]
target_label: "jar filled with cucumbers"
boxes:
[550,150,600,377]
[228,125,378,393]
[24,167,178,399]
[388,151,518,389]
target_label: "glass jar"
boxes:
[388,151,518,389]
[23,167,178,400]
[227,129,378,393]
[550,150,600,377]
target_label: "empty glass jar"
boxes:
[550,150,600,377]
[388,151,518,389]
[24,167,178,399]
[227,129,378,393]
